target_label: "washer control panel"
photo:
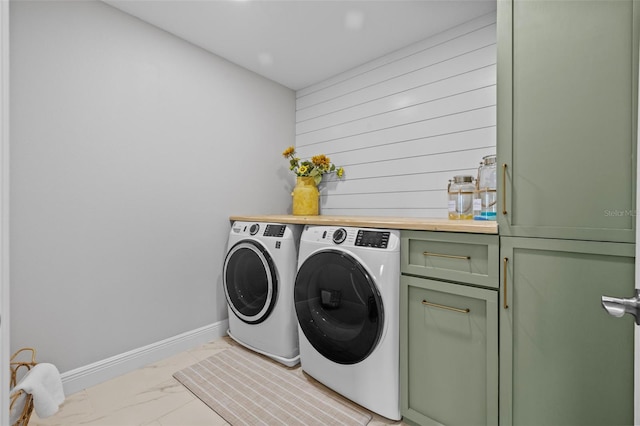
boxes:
[305,226,396,250]
[355,230,390,249]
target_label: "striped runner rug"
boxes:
[173,345,373,426]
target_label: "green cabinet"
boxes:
[500,237,635,425]
[400,231,499,426]
[497,0,638,242]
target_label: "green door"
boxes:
[500,237,635,425]
[400,275,498,426]
[497,0,638,242]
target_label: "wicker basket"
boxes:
[9,348,37,426]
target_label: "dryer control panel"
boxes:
[231,221,291,239]
[264,224,286,237]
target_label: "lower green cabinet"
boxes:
[500,237,635,426]
[400,274,498,426]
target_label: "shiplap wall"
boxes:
[295,12,496,217]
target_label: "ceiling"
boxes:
[103,0,496,91]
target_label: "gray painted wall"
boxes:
[1,0,9,423]
[10,0,295,373]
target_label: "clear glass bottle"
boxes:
[474,154,497,220]
[448,175,475,220]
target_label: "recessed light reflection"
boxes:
[258,52,274,67]
[344,9,365,31]
[394,96,415,109]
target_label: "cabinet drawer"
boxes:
[401,231,499,288]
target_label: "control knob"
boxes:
[333,228,347,244]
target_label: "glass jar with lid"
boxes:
[474,155,497,220]
[448,175,475,220]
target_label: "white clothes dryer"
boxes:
[294,225,401,420]
[223,221,302,367]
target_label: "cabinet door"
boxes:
[497,0,638,242]
[400,275,498,426]
[500,237,635,426]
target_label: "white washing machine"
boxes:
[294,225,401,421]
[223,221,302,367]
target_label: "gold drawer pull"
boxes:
[422,299,470,314]
[423,252,470,261]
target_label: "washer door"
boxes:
[223,240,278,324]
[294,249,384,365]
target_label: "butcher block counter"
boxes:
[229,215,498,234]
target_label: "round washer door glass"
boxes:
[223,240,278,324]
[294,249,384,365]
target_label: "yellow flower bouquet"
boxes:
[282,146,344,186]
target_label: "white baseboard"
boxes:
[61,320,229,395]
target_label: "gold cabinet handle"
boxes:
[422,299,470,314]
[423,252,470,261]
[503,257,509,309]
[502,163,508,215]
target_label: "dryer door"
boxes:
[294,249,384,365]
[223,240,278,324]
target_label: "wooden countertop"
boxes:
[229,214,498,234]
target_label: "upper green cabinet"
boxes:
[497,0,638,242]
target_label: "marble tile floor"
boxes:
[28,337,406,426]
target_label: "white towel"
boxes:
[9,363,65,424]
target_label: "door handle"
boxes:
[601,289,640,325]
[502,163,508,215]
[503,257,509,309]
